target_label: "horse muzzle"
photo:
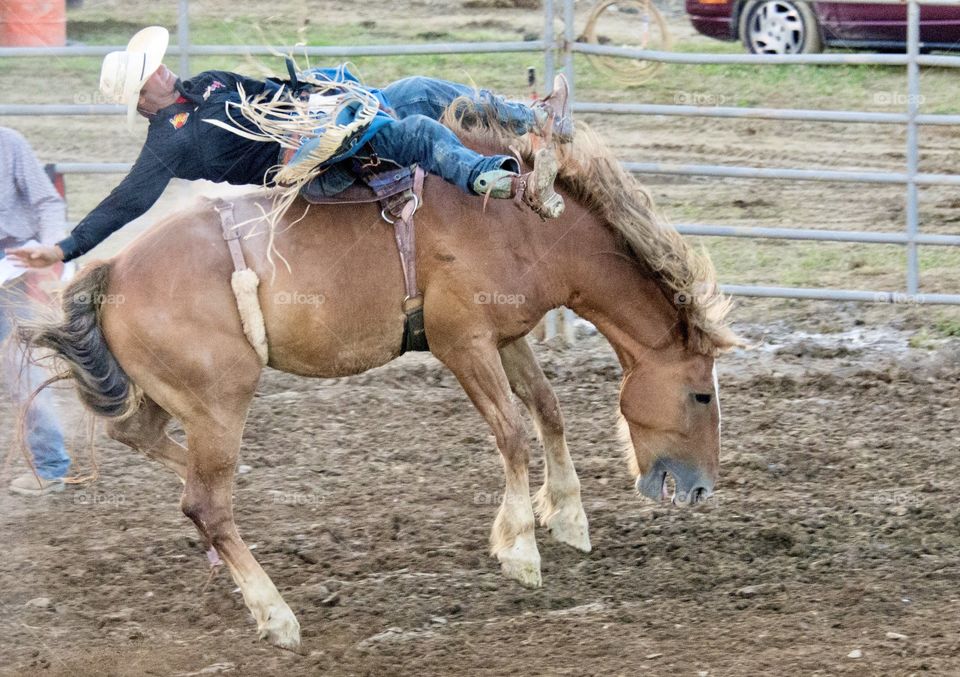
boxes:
[636,457,715,507]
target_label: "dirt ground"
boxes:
[2,2,960,675]
[1,329,959,676]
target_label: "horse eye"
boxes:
[694,393,712,405]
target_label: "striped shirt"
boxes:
[0,127,66,248]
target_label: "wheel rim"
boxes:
[747,1,806,54]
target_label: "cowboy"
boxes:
[7,27,573,269]
[0,127,72,495]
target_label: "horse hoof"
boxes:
[546,506,592,553]
[496,535,542,588]
[258,606,301,651]
[501,559,542,588]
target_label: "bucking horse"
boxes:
[20,115,739,650]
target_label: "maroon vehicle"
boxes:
[687,0,960,54]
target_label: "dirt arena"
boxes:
[1,328,958,676]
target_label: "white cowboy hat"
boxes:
[99,26,169,127]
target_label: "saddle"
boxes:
[214,160,430,363]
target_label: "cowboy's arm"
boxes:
[55,139,177,262]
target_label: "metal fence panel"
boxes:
[0,0,956,305]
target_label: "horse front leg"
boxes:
[180,416,300,650]
[499,337,590,553]
[437,340,542,588]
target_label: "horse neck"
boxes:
[550,207,684,369]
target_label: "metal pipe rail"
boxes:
[0,40,547,58]
[570,42,960,68]
[722,285,960,305]
[575,102,960,127]
[675,224,960,247]
[622,162,960,186]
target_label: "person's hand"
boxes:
[5,244,64,269]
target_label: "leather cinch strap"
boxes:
[388,168,428,353]
[393,167,425,310]
[213,199,270,366]
[214,199,248,273]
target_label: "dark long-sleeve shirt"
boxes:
[57,70,282,261]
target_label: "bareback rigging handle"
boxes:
[285,56,300,94]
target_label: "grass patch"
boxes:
[934,317,960,337]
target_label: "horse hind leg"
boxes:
[108,397,227,566]
[106,395,188,481]
[499,337,590,553]
[180,412,300,650]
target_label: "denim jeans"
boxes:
[0,279,69,480]
[382,76,536,134]
[371,76,534,194]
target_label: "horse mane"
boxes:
[442,98,740,355]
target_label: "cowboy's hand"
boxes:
[5,244,65,269]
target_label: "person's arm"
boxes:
[55,133,178,261]
[10,133,66,245]
[7,132,179,268]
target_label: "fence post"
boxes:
[562,0,575,98]
[905,0,920,295]
[178,0,191,78]
[544,0,556,94]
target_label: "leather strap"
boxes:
[393,167,425,310]
[214,200,248,272]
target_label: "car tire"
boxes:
[739,0,823,55]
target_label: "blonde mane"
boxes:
[443,99,739,355]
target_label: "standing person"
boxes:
[0,127,71,495]
[6,26,574,269]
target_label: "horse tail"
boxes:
[19,261,140,419]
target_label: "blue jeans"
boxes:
[0,280,70,480]
[372,76,535,194]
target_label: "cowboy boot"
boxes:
[531,73,574,143]
[472,147,565,219]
